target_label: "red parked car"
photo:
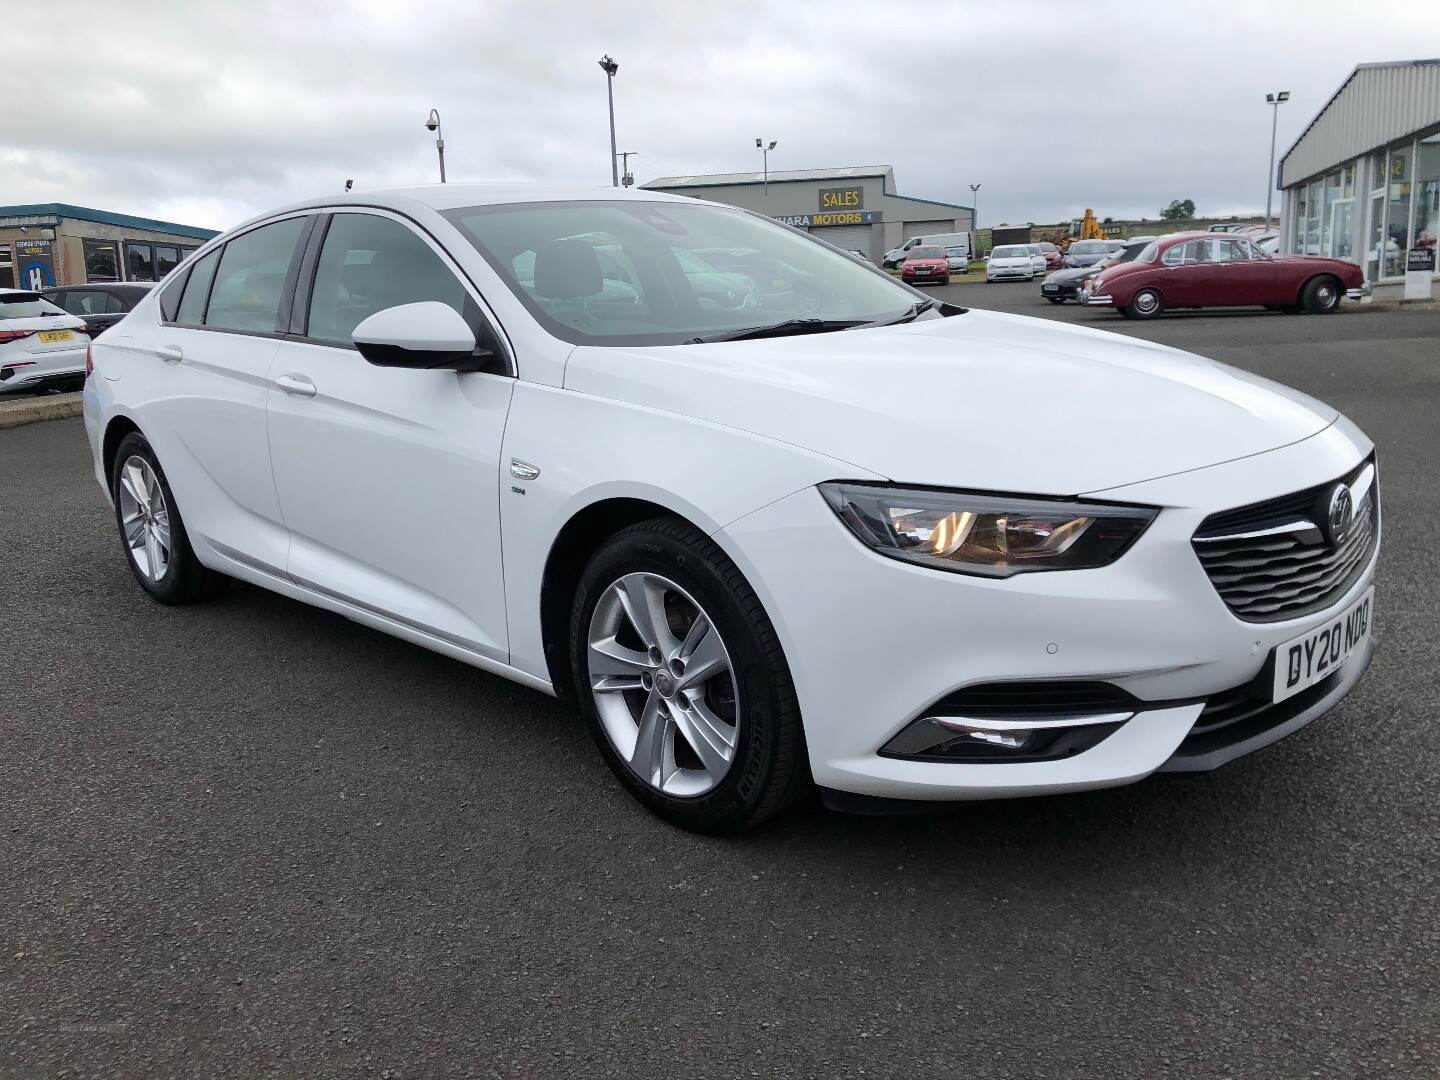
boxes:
[899,245,950,286]
[1037,241,1062,269]
[1081,232,1364,319]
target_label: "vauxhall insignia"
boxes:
[1324,483,1354,547]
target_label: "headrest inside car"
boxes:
[533,239,604,300]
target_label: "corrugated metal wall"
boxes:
[1281,61,1440,187]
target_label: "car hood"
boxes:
[562,309,1338,495]
[990,257,1031,266]
[1046,266,1101,284]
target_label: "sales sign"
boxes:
[818,186,864,211]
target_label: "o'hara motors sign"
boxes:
[778,211,881,228]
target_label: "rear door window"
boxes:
[204,218,307,333]
[175,248,220,325]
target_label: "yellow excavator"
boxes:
[1064,209,1106,248]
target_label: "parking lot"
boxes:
[3,298,1438,1077]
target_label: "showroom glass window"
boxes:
[1413,131,1440,258]
[83,239,120,282]
[1385,142,1413,277]
[306,213,467,344]
[155,245,181,280]
[126,242,154,282]
[1320,170,1343,255]
[203,217,306,333]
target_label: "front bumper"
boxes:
[1080,288,1113,306]
[716,419,1378,801]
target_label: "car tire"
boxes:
[569,517,809,834]
[1301,275,1341,314]
[1047,297,1064,304]
[110,432,229,605]
[1124,288,1164,320]
[940,275,951,286]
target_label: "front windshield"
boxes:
[909,246,945,259]
[992,246,1027,258]
[443,200,920,346]
[1071,241,1109,254]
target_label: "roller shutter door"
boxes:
[808,223,873,256]
[898,219,955,243]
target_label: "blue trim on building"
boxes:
[0,202,219,241]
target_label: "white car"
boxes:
[0,289,91,394]
[83,184,1380,833]
[986,244,1041,282]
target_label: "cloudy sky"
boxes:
[4,0,1438,232]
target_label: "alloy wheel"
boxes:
[117,455,171,582]
[587,572,739,797]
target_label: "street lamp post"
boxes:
[1264,91,1290,228]
[425,108,446,184]
[969,183,981,229]
[756,138,777,196]
[599,55,619,187]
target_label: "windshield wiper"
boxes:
[686,318,869,344]
[870,297,969,327]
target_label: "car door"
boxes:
[1163,239,1219,306]
[142,214,312,575]
[1211,237,1272,305]
[265,209,515,662]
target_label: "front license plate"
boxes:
[1272,587,1374,703]
[1042,284,1057,293]
[39,330,74,343]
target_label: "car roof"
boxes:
[225,182,699,238]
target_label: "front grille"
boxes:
[1192,457,1378,622]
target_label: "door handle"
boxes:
[155,344,183,364]
[274,373,317,398]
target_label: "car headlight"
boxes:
[819,482,1157,577]
[1089,275,1103,290]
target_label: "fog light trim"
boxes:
[881,712,1133,762]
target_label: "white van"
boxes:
[884,231,972,268]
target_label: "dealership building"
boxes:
[0,203,218,291]
[642,166,973,262]
[1279,58,1439,301]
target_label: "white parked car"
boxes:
[986,244,1041,282]
[0,289,91,394]
[83,184,1380,832]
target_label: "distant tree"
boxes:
[1160,199,1196,221]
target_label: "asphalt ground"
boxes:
[3,295,1438,1078]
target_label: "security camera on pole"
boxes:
[425,108,446,184]
[599,55,620,187]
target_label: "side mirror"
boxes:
[352,301,487,371]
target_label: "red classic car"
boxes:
[899,246,951,286]
[1081,232,1365,319]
